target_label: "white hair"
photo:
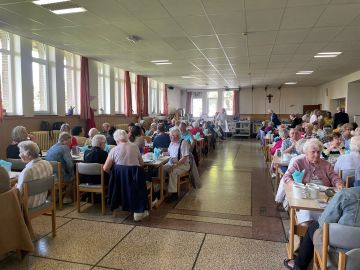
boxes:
[192,121,199,128]
[113,129,128,143]
[18,140,40,159]
[92,134,106,147]
[11,126,28,143]
[303,138,323,153]
[58,132,71,143]
[278,128,289,139]
[350,136,360,153]
[88,128,99,138]
[170,128,181,138]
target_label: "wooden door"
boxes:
[303,104,321,114]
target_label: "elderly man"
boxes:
[46,132,74,203]
[17,141,53,208]
[163,129,191,203]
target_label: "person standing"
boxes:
[268,109,281,127]
[333,107,349,129]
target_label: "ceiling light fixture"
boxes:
[51,7,86,14]
[181,76,195,79]
[126,35,142,43]
[33,0,69,5]
[154,62,172,65]
[314,52,342,58]
[318,52,342,55]
[285,82,297,85]
[296,71,314,75]
[150,60,169,63]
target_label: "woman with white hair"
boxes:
[17,141,53,208]
[334,135,360,181]
[163,128,191,203]
[84,128,100,146]
[189,121,204,138]
[271,128,288,155]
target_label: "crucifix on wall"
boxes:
[266,93,273,103]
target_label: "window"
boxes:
[32,41,49,112]
[0,30,12,113]
[98,63,110,114]
[130,72,137,114]
[64,52,80,114]
[192,98,202,117]
[223,91,233,115]
[207,91,218,117]
[149,79,158,114]
[159,82,164,113]
[114,67,125,114]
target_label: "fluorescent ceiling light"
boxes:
[51,7,86,14]
[296,71,313,75]
[317,52,342,55]
[285,82,297,85]
[314,55,338,58]
[33,0,69,5]
[150,60,168,63]
[181,76,195,79]
[155,62,172,65]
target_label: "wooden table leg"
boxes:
[155,165,164,208]
[274,164,279,195]
[287,208,295,259]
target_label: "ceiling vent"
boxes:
[127,35,142,43]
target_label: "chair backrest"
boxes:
[77,163,102,176]
[48,161,62,181]
[346,176,356,188]
[7,158,26,172]
[329,223,360,250]
[25,175,54,197]
[30,131,51,150]
[345,248,360,270]
[341,169,355,182]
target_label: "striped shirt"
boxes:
[17,158,53,208]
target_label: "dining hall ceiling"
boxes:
[1,0,360,89]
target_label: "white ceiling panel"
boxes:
[160,0,204,16]
[276,29,309,44]
[287,0,331,7]
[248,45,273,56]
[118,0,170,20]
[209,13,245,34]
[200,48,225,58]
[163,37,195,50]
[247,31,277,46]
[191,35,220,49]
[202,0,245,14]
[174,15,213,36]
[143,18,185,38]
[333,26,360,41]
[272,44,299,55]
[245,0,287,10]
[304,27,342,42]
[218,34,247,48]
[246,9,284,31]
[280,6,326,29]
[316,4,360,27]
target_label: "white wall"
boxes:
[167,86,182,113]
[347,81,360,120]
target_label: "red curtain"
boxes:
[0,78,3,122]
[80,57,95,132]
[142,77,149,116]
[136,75,142,117]
[124,71,132,117]
[233,90,239,117]
[186,91,192,114]
[163,84,168,115]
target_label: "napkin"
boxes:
[204,129,209,135]
[195,132,201,140]
[153,147,161,160]
[0,160,12,171]
[292,169,305,184]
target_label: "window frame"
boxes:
[64,51,80,115]
[114,67,125,114]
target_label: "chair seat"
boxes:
[79,183,102,189]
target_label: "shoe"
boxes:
[151,198,159,208]
[133,210,149,221]
[166,193,178,203]
[283,259,295,270]
[63,197,73,204]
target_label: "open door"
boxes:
[303,104,321,114]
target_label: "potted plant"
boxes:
[67,106,75,116]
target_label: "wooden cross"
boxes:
[266,94,273,103]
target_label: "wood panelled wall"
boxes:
[0,115,138,159]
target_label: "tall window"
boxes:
[207,91,218,117]
[192,98,203,117]
[130,72,137,114]
[32,41,49,112]
[223,91,233,115]
[98,63,110,114]
[149,79,158,114]
[64,52,80,114]
[159,82,164,114]
[114,67,125,114]
[0,30,12,113]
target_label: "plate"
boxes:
[143,159,154,163]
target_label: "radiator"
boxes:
[30,131,51,151]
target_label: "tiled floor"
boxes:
[0,139,287,269]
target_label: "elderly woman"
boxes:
[281,128,301,155]
[341,123,353,150]
[103,130,147,221]
[163,128,191,203]
[322,132,344,164]
[6,126,36,159]
[302,123,317,139]
[190,121,204,138]
[0,167,11,194]
[271,128,288,155]
[145,122,157,137]
[17,141,53,208]
[60,123,77,149]
[84,128,100,146]
[46,132,74,203]
[129,125,145,154]
[334,136,360,181]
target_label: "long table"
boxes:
[284,183,326,259]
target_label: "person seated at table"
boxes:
[60,123,77,149]
[322,132,344,162]
[137,120,146,135]
[103,130,148,221]
[341,123,353,150]
[102,122,111,135]
[84,128,100,146]
[283,139,343,223]
[190,121,204,138]
[334,136,360,181]
[283,186,360,270]
[281,128,301,155]
[129,126,145,154]
[83,134,109,185]
[271,128,288,155]
[46,132,74,203]
[72,126,86,147]
[264,121,274,134]
[16,141,53,208]
[153,124,171,149]
[0,166,11,194]
[289,114,302,129]
[169,120,181,132]
[6,126,37,159]
[145,122,157,137]
[127,122,135,133]
[302,123,318,139]
[163,129,191,203]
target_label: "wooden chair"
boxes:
[30,131,51,151]
[314,222,360,270]
[338,248,360,270]
[177,171,191,199]
[346,175,355,188]
[48,161,64,210]
[76,163,106,215]
[22,175,56,237]
[7,158,26,172]
[147,182,153,210]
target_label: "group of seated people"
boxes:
[263,110,360,269]
[2,117,217,221]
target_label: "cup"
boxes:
[293,183,305,199]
